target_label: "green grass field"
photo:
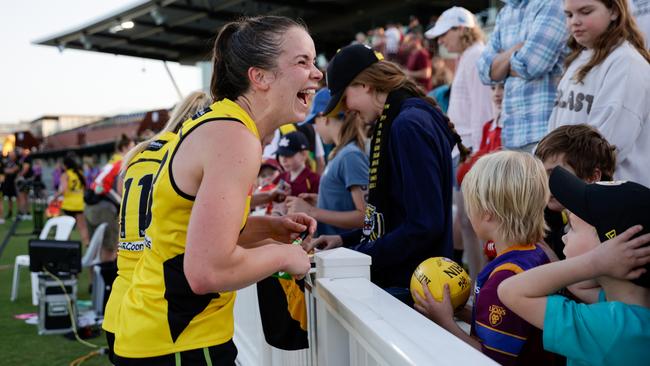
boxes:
[0,213,111,366]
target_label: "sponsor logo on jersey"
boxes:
[192,106,212,120]
[144,235,152,249]
[147,139,167,151]
[118,241,146,251]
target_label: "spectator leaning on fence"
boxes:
[477,0,568,152]
[303,44,468,305]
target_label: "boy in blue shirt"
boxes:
[499,166,650,366]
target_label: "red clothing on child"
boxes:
[406,48,432,91]
[456,119,502,185]
[478,118,502,153]
[277,167,320,197]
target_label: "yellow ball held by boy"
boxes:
[410,257,471,309]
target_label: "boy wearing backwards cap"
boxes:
[414,151,553,365]
[499,166,650,366]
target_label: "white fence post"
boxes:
[314,247,371,281]
[313,248,372,366]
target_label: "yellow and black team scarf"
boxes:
[362,88,416,243]
[256,276,309,350]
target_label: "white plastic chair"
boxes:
[10,215,77,305]
[84,223,107,315]
[82,223,106,269]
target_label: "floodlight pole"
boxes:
[163,61,184,101]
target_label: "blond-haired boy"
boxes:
[414,151,552,365]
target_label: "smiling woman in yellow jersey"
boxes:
[113,16,320,365]
[102,91,210,364]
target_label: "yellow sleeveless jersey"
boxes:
[61,169,84,212]
[102,131,175,334]
[114,99,259,358]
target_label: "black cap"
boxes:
[550,166,650,287]
[276,131,309,157]
[323,44,384,117]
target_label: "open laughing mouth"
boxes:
[297,88,315,107]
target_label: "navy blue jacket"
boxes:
[341,98,454,288]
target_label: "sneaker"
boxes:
[0,218,5,224]
[20,214,32,221]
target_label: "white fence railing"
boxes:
[234,248,496,366]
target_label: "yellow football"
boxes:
[410,257,471,310]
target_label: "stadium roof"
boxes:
[34,0,491,64]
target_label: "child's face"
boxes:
[278,151,307,173]
[562,212,600,258]
[543,154,576,212]
[564,0,617,49]
[258,167,279,187]
[314,115,337,145]
[344,84,382,125]
[467,209,493,242]
[491,84,504,113]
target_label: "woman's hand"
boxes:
[286,196,315,216]
[281,244,311,280]
[270,213,317,243]
[301,235,343,252]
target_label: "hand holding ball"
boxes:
[410,257,471,310]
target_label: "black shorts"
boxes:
[62,209,83,216]
[113,339,237,366]
[106,331,116,365]
[2,181,16,198]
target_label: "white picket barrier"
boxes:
[234,247,496,366]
